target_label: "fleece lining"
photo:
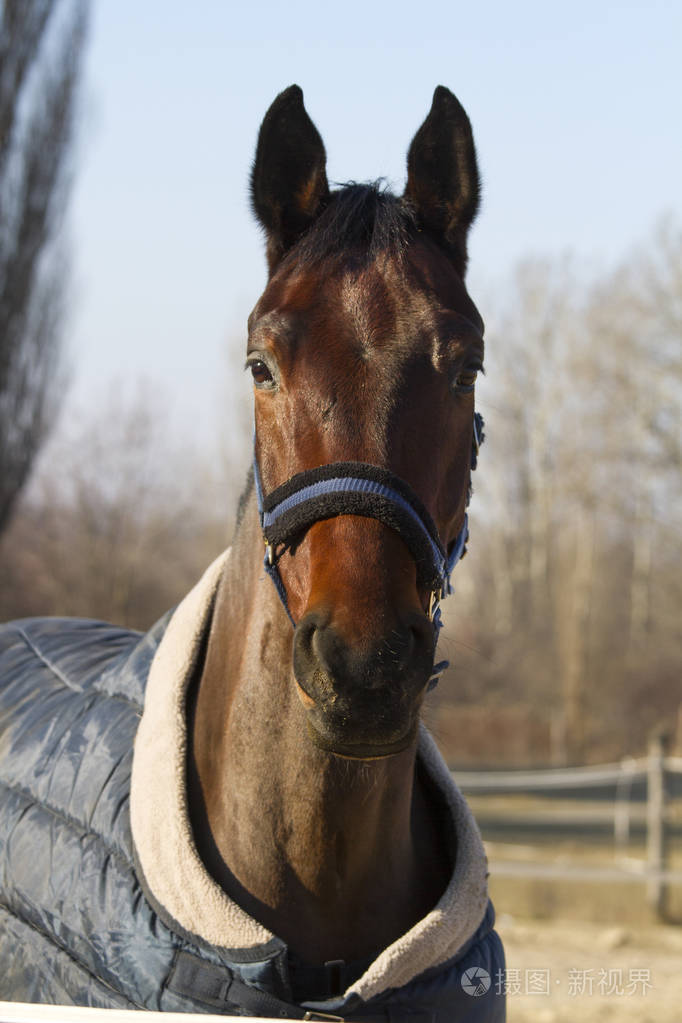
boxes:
[130,550,489,1004]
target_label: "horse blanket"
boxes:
[0,551,505,1020]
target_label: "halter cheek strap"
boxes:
[254,412,484,689]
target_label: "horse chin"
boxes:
[296,675,419,759]
[305,718,417,760]
[293,669,423,759]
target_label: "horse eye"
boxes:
[455,369,477,392]
[249,360,274,387]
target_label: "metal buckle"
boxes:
[472,414,481,455]
[428,590,441,621]
[264,538,274,565]
[303,1012,345,1022]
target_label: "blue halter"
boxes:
[254,412,484,689]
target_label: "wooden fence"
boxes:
[0,1007,274,1023]
[453,732,682,918]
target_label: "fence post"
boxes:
[646,730,669,918]
[614,756,636,850]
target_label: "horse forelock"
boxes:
[289,182,417,272]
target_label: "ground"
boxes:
[496,915,682,1022]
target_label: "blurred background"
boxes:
[1,2,680,1018]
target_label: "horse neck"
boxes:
[188,483,446,964]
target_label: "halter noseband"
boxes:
[254,412,484,689]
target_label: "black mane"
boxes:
[292,182,417,268]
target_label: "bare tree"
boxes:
[436,222,682,764]
[0,382,234,628]
[0,0,89,534]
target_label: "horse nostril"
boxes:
[408,612,436,658]
[293,612,329,689]
[390,614,435,675]
[294,609,435,697]
[294,614,315,659]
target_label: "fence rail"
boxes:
[452,734,682,916]
[453,756,682,793]
[0,1006,271,1023]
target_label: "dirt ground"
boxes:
[496,914,682,1022]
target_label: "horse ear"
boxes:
[404,86,481,276]
[251,85,330,272]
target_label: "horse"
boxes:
[0,86,504,1020]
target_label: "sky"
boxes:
[65,0,682,453]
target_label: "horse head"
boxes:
[248,85,483,760]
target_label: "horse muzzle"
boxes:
[292,608,435,758]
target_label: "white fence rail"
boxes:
[454,755,682,793]
[453,759,648,791]
[0,1006,277,1023]
[452,734,682,916]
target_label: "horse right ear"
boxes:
[404,86,481,278]
[251,85,330,273]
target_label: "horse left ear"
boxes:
[404,86,481,277]
[251,85,330,273]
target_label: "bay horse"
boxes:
[0,87,504,1019]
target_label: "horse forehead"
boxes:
[336,262,436,351]
[256,259,439,355]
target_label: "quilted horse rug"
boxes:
[0,551,504,1019]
